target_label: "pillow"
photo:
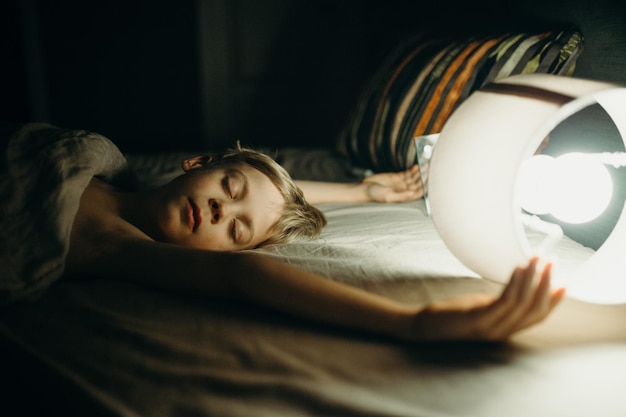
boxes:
[337,27,584,172]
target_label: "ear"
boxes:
[182,155,214,172]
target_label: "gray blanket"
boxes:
[0,123,129,306]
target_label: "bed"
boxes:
[4,2,626,414]
[2,125,626,417]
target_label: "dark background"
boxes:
[2,0,625,153]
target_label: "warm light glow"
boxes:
[519,153,613,224]
[428,74,626,304]
[550,153,613,223]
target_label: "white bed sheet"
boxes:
[2,147,625,417]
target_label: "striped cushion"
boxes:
[337,27,584,172]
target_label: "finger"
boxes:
[410,179,424,198]
[516,271,567,331]
[470,265,524,338]
[506,264,567,335]
[516,257,540,304]
[511,262,553,330]
[534,261,553,311]
[405,165,421,184]
[384,189,422,202]
[498,257,539,307]
[485,257,540,337]
[527,262,565,317]
[406,164,420,177]
[400,164,418,174]
[549,287,567,309]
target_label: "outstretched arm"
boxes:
[88,238,565,342]
[295,165,423,204]
[412,258,566,341]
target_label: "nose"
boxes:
[209,199,223,224]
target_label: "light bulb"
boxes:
[549,152,613,223]
[519,153,613,224]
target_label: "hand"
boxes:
[361,165,423,202]
[411,257,566,342]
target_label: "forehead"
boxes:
[196,160,285,204]
[221,161,278,189]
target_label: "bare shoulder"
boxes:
[65,178,151,277]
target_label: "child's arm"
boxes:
[295,165,423,204]
[91,237,564,342]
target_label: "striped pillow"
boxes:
[337,27,584,172]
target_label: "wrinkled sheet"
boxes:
[0,123,129,305]
[2,147,626,417]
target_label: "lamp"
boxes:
[425,73,626,304]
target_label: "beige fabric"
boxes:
[1,148,624,416]
[0,123,128,305]
[2,198,625,416]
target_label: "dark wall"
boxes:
[4,0,201,153]
[1,1,29,125]
[3,0,625,153]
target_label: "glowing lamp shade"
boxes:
[428,74,626,304]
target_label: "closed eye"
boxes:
[230,218,238,242]
[222,176,233,199]
[224,168,246,200]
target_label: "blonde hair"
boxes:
[203,144,327,246]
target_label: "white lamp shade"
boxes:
[428,73,626,304]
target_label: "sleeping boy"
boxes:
[2,123,565,341]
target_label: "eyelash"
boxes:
[230,218,237,242]
[222,176,233,199]
[223,174,237,242]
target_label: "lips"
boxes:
[187,198,202,232]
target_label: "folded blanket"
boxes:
[0,123,129,306]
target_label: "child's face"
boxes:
[153,162,285,251]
